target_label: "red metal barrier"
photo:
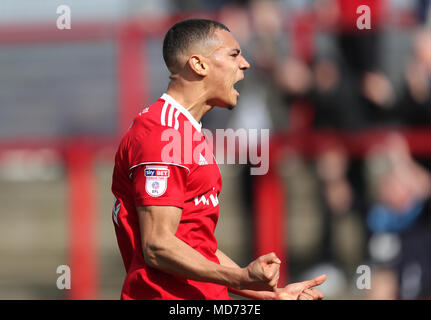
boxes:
[65,142,98,299]
[254,169,287,286]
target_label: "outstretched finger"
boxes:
[302,274,327,289]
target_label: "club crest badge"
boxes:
[144,165,170,197]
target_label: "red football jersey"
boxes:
[111,93,230,300]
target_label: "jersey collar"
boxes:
[161,93,202,132]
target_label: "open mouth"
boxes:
[233,83,240,96]
[233,77,244,96]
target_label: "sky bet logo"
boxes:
[144,168,170,178]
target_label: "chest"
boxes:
[186,160,222,201]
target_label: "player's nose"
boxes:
[239,55,250,70]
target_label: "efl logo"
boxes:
[144,166,169,197]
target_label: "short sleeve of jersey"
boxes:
[132,164,187,208]
[129,127,166,165]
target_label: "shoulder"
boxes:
[130,98,165,133]
[129,95,194,137]
[115,99,166,163]
[116,94,205,171]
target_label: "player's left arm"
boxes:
[215,249,326,300]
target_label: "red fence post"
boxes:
[66,142,98,300]
[253,138,288,286]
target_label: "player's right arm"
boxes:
[138,205,281,291]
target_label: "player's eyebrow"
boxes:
[231,48,241,54]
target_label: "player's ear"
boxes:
[188,54,208,77]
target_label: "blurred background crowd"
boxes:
[1,0,431,299]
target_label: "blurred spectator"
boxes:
[248,0,287,74]
[218,3,252,47]
[365,133,431,299]
[310,55,368,130]
[336,0,396,128]
[276,56,313,102]
[316,145,353,217]
[418,0,431,24]
[228,0,289,131]
[301,0,398,130]
[395,27,431,126]
[314,142,366,274]
[367,267,399,299]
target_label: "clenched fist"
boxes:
[240,252,281,291]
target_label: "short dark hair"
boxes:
[163,19,230,73]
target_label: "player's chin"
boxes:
[217,98,237,110]
[224,99,237,110]
[226,92,239,109]
[212,91,238,109]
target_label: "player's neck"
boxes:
[166,82,213,123]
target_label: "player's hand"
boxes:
[241,252,281,291]
[274,274,326,300]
